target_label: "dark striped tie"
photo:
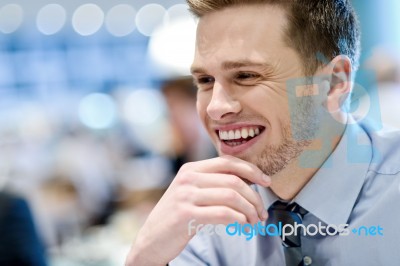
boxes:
[268,201,308,266]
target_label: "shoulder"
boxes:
[0,192,34,229]
[360,121,400,175]
[0,192,29,213]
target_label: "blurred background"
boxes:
[0,0,398,265]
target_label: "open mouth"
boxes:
[217,126,265,147]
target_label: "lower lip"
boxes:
[219,131,264,155]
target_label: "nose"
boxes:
[206,82,241,120]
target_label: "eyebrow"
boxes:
[190,60,274,74]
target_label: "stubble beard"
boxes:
[254,126,312,176]
[254,96,319,176]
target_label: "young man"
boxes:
[126,1,400,265]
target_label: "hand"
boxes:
[125,155,271,266]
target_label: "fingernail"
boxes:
[261,209,268,220]
[262,174,271,184]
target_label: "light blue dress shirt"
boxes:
[170,119,400,266]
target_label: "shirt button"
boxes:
[303,256,312,265]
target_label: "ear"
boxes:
[325,55,352,113]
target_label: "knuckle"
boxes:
[228,176,243,189]
[180,162,194,172]
[224,190,238,202]
[237,214,247,224]
[176,172,194,186]
[216,208,231,221]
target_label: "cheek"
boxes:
[196,95,209,124]
[246,88,291,139]
[245,86,290,118]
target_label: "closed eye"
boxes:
[234,72,261,85]
[236,72,260,80]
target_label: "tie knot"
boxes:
[268,201,308,248]
[269,201,308,218]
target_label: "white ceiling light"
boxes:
[135,4,166,37]
[72,4,104,36]
[79,93,117,129]
[105,4,136,37]
[36,4,66,35]
[165,4,193,25]
[0,4,24,34]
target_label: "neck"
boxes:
[269,146,325,201]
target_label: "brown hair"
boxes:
[161,76,197,100]
[186,0,361,75]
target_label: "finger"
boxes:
[193,205,247,226]
[189,155,271,186]
[191,173,267,220]
[192,188,262,224]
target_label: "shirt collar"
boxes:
[257,118,373,225]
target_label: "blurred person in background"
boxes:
[34,175,83,249]
[357,47,400,128]
[0,190,47,266]
[52,128,117,227]
[161,77,216,175]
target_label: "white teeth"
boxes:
[228,130,235,140]
[222,131,228,140]
[234,130,241,139]
[241,128,248,139]
[249,128,255,137]
[218,127,262,140]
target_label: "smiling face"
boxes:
[192,4,320,176]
